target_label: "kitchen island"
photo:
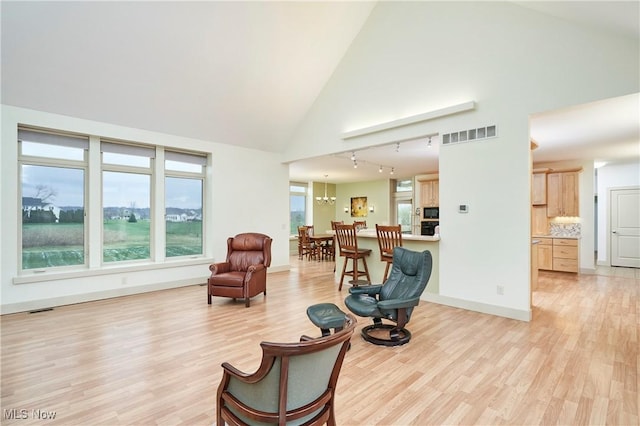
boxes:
[334,228,440,294]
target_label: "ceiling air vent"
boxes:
[442,125,497,146]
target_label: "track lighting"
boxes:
[395,142,400,153]
[350,152,356,161]
[427,137,432,148]
[390,167,394,175]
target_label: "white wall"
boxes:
[1,106,291,314]
[596,161,640,264]
[283,2,639,320]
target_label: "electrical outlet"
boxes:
[496,285,504,295]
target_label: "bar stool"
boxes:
[334,223,371,290]
[376,224,403,282]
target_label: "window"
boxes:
[102,171,151,262]
[102,142,154,263]
[290,183,307,235]
[17,128,209,274]
[19,129,88,270]
[165,151,206,258]
[396,179,413,192]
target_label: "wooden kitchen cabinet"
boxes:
[538,237,579,273]
[531,205,548,236]
[421,179,439,207]
[532,171,547,205]
[552,238,579,272]
[547,171,579,217]
[537,238,553,270]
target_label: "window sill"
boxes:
[13,257,215,285]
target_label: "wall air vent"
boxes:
[442,125,497,146]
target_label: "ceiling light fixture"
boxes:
[315,175,336,205]
[390,167,394,175]
[350,152,356,161]
[427,136,432,148]
[379,165,383,173]
[396,142,400,152]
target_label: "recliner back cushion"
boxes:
[380,247,432,301]
[229,251,264,272]
[231,233,266,251]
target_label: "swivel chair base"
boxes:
[361,324,412,346]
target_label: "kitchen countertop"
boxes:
[355,228,440,242]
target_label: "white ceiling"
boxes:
[2,1,638,184]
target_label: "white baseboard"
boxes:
[420,292,531,322]
[3,265,293,315]
[1,278,202,315]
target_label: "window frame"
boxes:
[164,150,206,259]
[15,127,210,278]
[18,129,89,272]
[289,181,308,236]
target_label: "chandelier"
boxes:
[316,175,336,205]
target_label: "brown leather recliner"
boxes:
[207,233,272,307]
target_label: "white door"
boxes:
[395,199,413,233]
[611,187,640,268]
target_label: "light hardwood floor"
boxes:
[1,257,638,425]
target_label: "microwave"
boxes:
[423,207,439,219]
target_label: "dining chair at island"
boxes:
[376,224,403,282]
[334,223,371,290]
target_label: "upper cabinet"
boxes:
[532,170,548,205]
[420,179,439,207]
[547,171,580,217]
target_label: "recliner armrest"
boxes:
[348,284,383,295]
[247,264,266,273]
[377,296,420,310]
[210,262,231,275]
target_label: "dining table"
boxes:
[309,234,335,261]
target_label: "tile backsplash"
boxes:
[549,222,581,237]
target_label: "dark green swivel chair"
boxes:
[344,247,432,346]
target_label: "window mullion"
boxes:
[88,136,102,268]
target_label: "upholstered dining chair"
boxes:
[216,313,357,426]
[345,247,432,346]
[375,224,403,282]
[208,232,272,308]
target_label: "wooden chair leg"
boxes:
[339,256,349,291]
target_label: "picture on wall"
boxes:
[350,196,368,217]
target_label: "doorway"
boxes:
[395,199,413,234]
[610,187,640,268]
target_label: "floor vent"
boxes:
[28,307,54,314]
[442,125,497,146]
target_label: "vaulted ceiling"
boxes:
[2,1,638,183]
